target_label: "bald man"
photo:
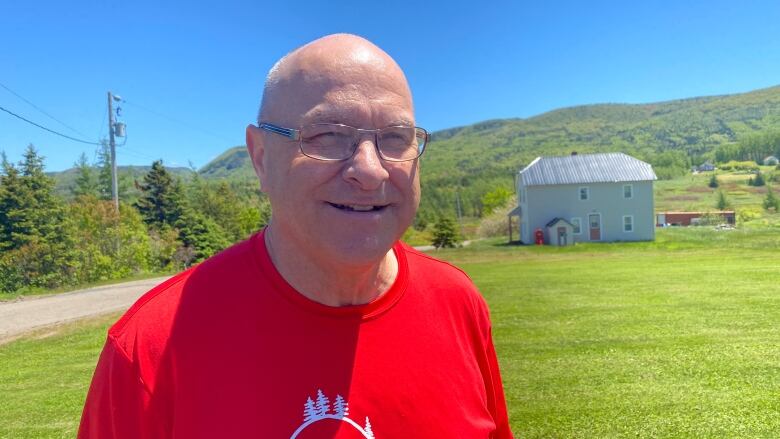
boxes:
[79,34,513,438]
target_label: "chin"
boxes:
[320,233,398,268]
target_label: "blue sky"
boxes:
[2,0,780,171]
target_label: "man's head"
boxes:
[246,34,422,269]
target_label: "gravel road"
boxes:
[0,276,171,344]
[0,242,473,345]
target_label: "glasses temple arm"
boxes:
[258,123,300,140]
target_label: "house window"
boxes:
[623,215,634,232]
[623,184,633,199]
[579,187,589,201]
[571,217,582,234]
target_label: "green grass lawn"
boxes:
[438,229,780,438]
[2,228,780,438]
[0,314,119,438]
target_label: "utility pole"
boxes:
[107,91,119,214]
[456,189,462,223]
[455,180,464,236]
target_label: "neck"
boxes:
[264,225,399,307]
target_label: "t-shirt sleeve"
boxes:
[485,327,514,439]
[78,335,161,438]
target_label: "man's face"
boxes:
[247,50,420,268]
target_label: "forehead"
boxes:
[266,44,414,127]
[300,88,415,128]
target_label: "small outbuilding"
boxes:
[696,162,716,172]
[656,211,736,226]
[545,217,574,246]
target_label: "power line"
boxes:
[123,99,235,144]
[0,104,101,145]
[0,81,90,137]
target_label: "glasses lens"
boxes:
[379,127,426,161]
[300,124,355,160]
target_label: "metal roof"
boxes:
[545,217,574,228]
[520,153,657,186]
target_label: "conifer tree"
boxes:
[174,204,231,262]
[708,174,719,188]
[96,140,113,200]
[432,216,458,248]
[0,146,75,291]
[753,171,766,187]
[715,190,730,210]
[0,152,23,251]
[73,152,98,197]
[134,160,183,230]
[3,145,70,249]
[764,185,779,211]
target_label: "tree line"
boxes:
[0,145,269,294]
[714,130,780,164]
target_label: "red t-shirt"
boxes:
[79,231,513,438]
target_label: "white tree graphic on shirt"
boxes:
[333,394,348,417]
[290,389,375,439]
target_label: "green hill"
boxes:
[52,85,780,219]
[198,146,255,180]
[418,85,780,218]
[50,165,193,202]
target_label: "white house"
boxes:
[515,152,657,244]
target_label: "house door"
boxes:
[589,214,601,241]
[557,227,567,246]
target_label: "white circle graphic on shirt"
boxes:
[289,389,375,439]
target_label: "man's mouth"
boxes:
[327,202,388,212]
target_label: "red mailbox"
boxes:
[534,228,544,245]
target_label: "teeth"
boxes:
[331,203,384,212]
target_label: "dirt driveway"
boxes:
[0,244,462,345]
[0,277,171,345]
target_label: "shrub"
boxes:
[719,160,759,172]
[477,202,516,238]
[749,172,766,187]
[738,208,761,224]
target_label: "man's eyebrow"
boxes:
[301,108,344,124]
[302,111,415,128]
[388,118,415,127]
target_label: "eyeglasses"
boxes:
[257,122,429,162]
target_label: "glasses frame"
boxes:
[257,122,429,162]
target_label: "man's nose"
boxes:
[342,137,390,190]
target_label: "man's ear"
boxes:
[246,124,268,192]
